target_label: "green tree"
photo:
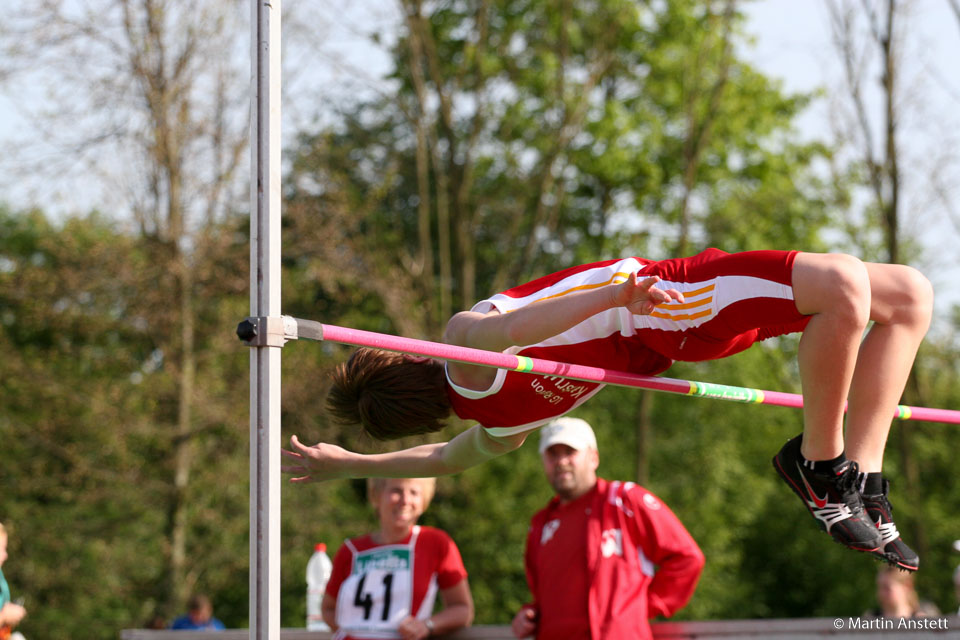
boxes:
[0,206,253,637]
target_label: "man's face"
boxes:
[541,443,598,502]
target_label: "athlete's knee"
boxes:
[887,265,934,327]
[797,253,871,326]
[833,254,871,325]
[905,265,933,312]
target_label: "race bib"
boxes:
[335,546,415,638]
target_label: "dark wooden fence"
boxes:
[121,615,959,639]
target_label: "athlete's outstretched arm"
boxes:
[444,273,683,354]
[281,424,527,482]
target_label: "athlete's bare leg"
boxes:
[844,263,933,472]
[791,252,872,461]
[775,253,929,565]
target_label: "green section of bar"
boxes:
[514,355,534,372]
[690,381,763,403]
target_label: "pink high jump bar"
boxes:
[291,318,960,425]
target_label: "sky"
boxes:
[2,1,959,327]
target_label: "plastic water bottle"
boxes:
[306,542,333,631]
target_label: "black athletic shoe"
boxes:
[772,434,882,552]
[862,479,919,571]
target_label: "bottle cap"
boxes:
[314,542,326,552]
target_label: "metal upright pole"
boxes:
[249,1,282,639]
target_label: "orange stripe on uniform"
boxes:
[658,296,713,311]
[649,282,714,319]
[510,271,633,310]
[649,308,713,322]
[535,271,632,300]
[682,284,715,298]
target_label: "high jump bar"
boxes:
[237,316,960,425]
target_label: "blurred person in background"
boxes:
[863,565,940,619]
[952,563,960,615]
[952,539,960,615]
[0,522,28,640]
[170,594,225,631]
[322,477,473,640]
[511,417,704,640]
[144,615,167,630]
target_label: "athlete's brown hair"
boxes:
[326,347,451,440]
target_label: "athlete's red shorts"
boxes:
[637,248,811,362]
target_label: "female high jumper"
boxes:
[282,248,933,571]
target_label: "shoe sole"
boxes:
[772,454,880,553]
[870,549,919,572]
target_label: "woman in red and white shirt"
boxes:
[322,478,474,640]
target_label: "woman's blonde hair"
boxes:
[877,565,919,610]
[366,477,437,511]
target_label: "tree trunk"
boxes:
[676,0,736,256]
[170,249,196,607]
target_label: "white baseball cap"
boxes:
[538,417,598,454]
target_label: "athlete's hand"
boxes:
[511,606,537,639]
[281,435,351,483]
[612,273,683,315]
[397,615,431,640]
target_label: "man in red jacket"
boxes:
[511,417,704,640]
